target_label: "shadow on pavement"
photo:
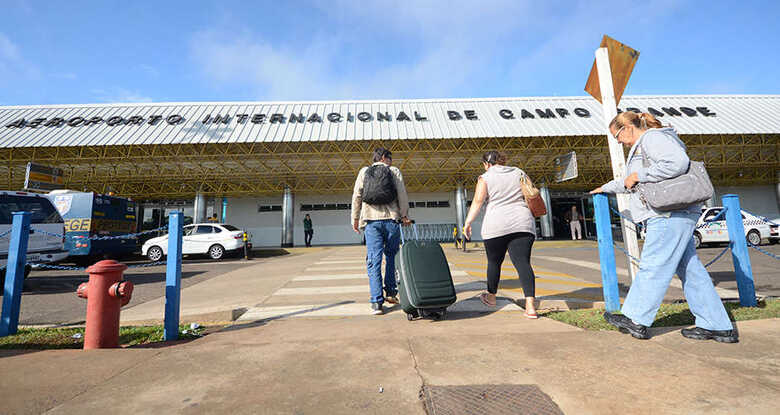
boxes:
[19,271,206,295]
[219,301,356,333]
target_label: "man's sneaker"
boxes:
[603,312,650,340]
[370,302,384,315]
[681,327,739,343]
[385,295,399,305]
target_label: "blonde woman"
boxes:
[464,151,538,318]
[591,112,737,343]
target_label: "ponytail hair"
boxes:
[482,150,507,166]
[609,111,663,131]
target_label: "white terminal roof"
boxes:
[0,95,778,148]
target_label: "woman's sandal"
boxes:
[480,292,497,307]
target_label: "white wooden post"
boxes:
[595,47,640,280]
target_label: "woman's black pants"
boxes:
[483,232,536,297]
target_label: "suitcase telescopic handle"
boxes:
[397,219,418,244]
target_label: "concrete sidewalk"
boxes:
[3,244,777,414]
[1,313,778,414]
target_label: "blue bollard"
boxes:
[722,194,757,307]
[593,194,621,312]
[164,211,183,341]
[1,212,32,337]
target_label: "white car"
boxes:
[1,191,70,285]
[767,217,780,245]
[693,207,776,248]
[141,223,248,261]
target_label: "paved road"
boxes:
[5,241,778,325]
[4,255,261,325]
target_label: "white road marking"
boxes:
[237,297,522,320]
[294,270,468,281]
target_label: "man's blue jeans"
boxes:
[364,220,400,304]
[621,212,733,331]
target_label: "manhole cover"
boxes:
[421,384,564,415]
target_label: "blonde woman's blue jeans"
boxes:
[621,212,733,331]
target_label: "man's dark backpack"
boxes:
[362,164,397,205]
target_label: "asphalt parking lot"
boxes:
[4,254,264,325]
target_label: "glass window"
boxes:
[183,225,195,236]
[194,225,213,234]
[222,225,240,231]
[212,226,223,233]
[704,209,723,221]
[0,195,63,224]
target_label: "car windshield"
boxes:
[0,195,63,224]
[222,225,240,231]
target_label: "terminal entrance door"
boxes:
[549,193,594,240]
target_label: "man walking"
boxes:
[351,148,411,315]
[303,214,314,247]
[567,206,583,240]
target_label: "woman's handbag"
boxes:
[635,139,714,211]
[519,172,547,218]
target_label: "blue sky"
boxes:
[1,0,778,105]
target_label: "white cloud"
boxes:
[91,87,154,103]
[0,32,40,82]
[187,1,685,101]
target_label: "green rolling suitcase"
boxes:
[396,224,457,320]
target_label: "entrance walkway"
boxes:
[237,245,524,321]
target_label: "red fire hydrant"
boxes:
[76,260,134,349]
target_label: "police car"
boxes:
[1,191,70,285]
[694,207,777,248]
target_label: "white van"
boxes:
[694,207,777,248]
[1,191,70,285]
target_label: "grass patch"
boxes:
[0,324,208,350]
[541,299,780,331]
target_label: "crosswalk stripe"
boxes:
[294,270,469,281]
[315,260,365,264]
[306,265,366,271]
[237,297,524,321]
[463,271,600,288]
[276,280,485,296]
[276,286,367,295]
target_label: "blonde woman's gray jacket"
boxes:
[600,127,701,223]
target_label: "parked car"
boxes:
[0,191,70,286]
[767,217,780,245]
[694,207,776,248]
[141,223,249,261]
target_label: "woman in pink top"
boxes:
[464,151,538,318]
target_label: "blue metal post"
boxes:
[593,194,621,312]
[221,197,228,222]
[722,194,757,307]
[1,212,32,337]
[164,211,183,340]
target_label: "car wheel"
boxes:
[693,232,702,249]
[746,230,761,246]
[147,246,164,262]
[208,244,225,260]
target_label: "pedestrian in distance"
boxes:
[463,151,539,319]
[351,147,411,315]
[453,225,462,249]
[303,214,314,247]
[566,205,583,240]
[591,111,737,343]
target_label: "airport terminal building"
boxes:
[1,95,778,246]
